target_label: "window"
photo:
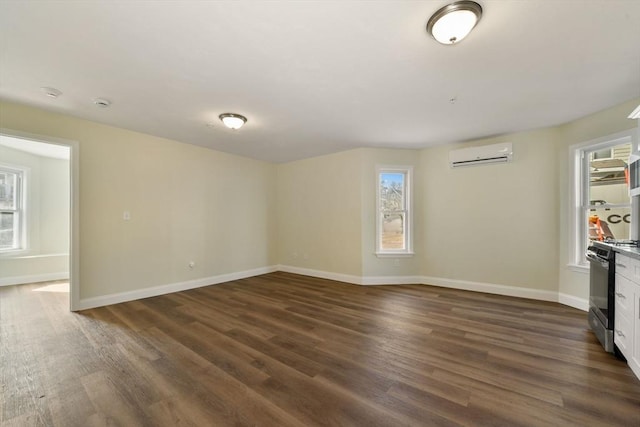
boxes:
[592,148,612,160]
[571,132,635,266]
[376,166,413,256]
[0,166,25,252]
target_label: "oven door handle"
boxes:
[586,252,609,269]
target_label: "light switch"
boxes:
[123,211,131,221]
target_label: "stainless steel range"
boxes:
[586,239,639,353]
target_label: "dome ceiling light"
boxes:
[426,1,483,45]
[219,113,247,130]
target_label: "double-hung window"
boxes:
[0,166,25,252]
[571,131,635,266]
[376,166,413,256]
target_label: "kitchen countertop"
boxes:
[612,245,640,260]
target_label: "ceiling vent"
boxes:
[449,142,513,168]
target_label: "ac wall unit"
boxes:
[449,142,513,168]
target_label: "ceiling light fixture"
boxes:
[426,1,483,45]
[41,87,62,98]
[219,113,247,130]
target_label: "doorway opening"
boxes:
[0,129,79,311]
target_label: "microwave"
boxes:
[630,152,640,197]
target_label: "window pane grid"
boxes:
[381,212,406,250]
[377,168,411,254]
[0,167,24,251]
[574,137,634,264]
[0,212,17,249]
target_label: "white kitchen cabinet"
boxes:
[614,274,632,356]
[635,292,640,379]
[614,253,640,380]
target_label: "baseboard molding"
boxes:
[420,275,559,303]
[76,265,278,311]
[277,266,587,309]
[73,263,589,312]
[558,293,589,311]
[277,265,422,286]
[0,272,69,287]
[277,265,363,285]
[362,275,424,285]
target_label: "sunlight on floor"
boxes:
[33,282,69,293]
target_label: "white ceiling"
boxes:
[1,1,639,163]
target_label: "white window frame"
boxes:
[569,130,636,269]
[375,165,414,257]
[0,164,27,253]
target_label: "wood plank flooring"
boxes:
[2,272,639,426]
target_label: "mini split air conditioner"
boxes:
[449,142,513,168]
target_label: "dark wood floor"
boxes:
[2,272,639,426]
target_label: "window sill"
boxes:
[0,248,28,258]
[375,252,415,258]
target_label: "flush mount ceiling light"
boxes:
[427,1,483,45]
[219,113,247,130]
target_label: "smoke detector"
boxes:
[41,87,62,98]
[93,98,111,108]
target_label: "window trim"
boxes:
[0,163,27,254]
[569,130,636,267]
[375,165,414,257]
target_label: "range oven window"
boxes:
[587,249,612,328]
[586,242,617,353]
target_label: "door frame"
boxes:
[0,128,80,311]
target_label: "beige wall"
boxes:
[0,101,277,300]
[276,147,422,278]
[40,157,70,253]
[0,145,69,281]
[275,98,639,305]
[2,96,638,308]
[277,149,363,276]
[420,128,560,291]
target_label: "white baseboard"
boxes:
[362,275,423,285]
[72,263,589,312]
[76,266,278,311]
[0,272,69,287]
[420,275,559,303]
[277,265,422,286]
[277,265,586,309]
[277,265,363,285]
[558,293,589,311]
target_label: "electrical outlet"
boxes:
[393,259,400,267]
[188,261,196,269]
